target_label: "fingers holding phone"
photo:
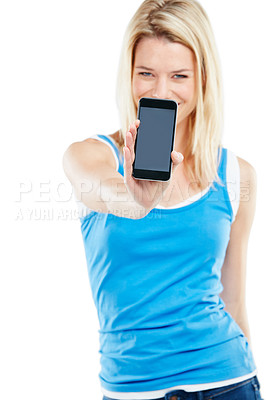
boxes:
[171,149,184,174]
[123,119,140,180]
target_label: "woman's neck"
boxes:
[173,116,190,156]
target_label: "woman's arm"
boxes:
[63,138,149,219]
[220,156,257,347]
[63,121,183,219]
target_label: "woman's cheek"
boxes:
[133,77,149,98]
[178,84,191,99]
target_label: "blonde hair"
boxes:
[115,0,224,189]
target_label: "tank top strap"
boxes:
[213,146,227,188]
[91,134,124,176]
[218,146,227,183]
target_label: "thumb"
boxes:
[171,150,184,173]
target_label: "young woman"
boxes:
[63,0,263,399]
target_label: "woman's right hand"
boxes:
[123,119,184,212]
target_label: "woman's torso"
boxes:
[79,132,257,398]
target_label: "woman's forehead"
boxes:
[134,36,196,70]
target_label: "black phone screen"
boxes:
[134,106,176,172]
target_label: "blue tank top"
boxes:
[79,135,256,393]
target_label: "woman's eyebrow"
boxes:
[135,65,193,73]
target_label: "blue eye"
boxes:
[139,72,152,77]
[173,74,187,79]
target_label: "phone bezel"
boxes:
[132,97,178,181]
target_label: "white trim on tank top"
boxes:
[101,370,257,399]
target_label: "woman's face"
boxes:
[132,36,198,127]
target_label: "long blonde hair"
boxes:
[115,0,224,189]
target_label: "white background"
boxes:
[1,0,265,399]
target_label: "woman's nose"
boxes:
[151,77,171,99]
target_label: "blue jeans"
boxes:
[103,375,263,399]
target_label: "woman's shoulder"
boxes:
[64,131,121,172]
[233,154,257,214]
[223,150,257,222]
[225,152,257,229]
[225,148,256,182]
[235,154,257,186]
[81,130,122,170]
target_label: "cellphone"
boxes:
[132,97,178,181]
